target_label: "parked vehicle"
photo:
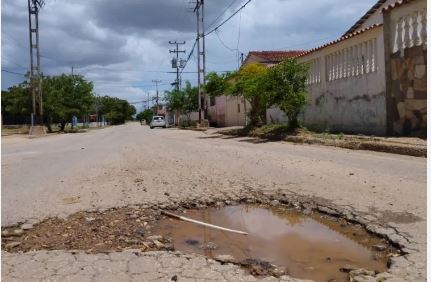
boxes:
[150,116,167,129]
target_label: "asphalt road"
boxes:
[1,123,427,281]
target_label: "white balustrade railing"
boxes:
[305,58,321,85]
[392,8,427,53]
[324,38,377,82]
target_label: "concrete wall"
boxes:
[208,96,250,127]
[179,112,200,125]
[225,96,249,127]
[208,96,226,127]
[295,26,387,135]
[385,0,427,137]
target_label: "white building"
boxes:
[271,0,427,137]
[208,51,303,127]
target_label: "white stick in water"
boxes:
[161,211,248,235]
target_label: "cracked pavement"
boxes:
[1,123,426,281]
[3,250,309,282]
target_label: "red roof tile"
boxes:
[381,0,416,12]
[343,0,388,36]
[245,50,305,64]
[295,24,383,59]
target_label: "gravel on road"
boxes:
[1,123,426,281]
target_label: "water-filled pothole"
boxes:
[2,203,398,281]
[153,205,395,282]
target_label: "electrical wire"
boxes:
[205,0,251,37]
[1,56,28,70]
[179,39,198,76]
[236,10,242,68]
[274,35,338,51]
[206,0,239,30]
[1,69,26,76]
[215,30,237,52]
[236,10,242,51]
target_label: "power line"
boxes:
[236,10,242,68]
[179,39,197,76]
[274,35,338,51]
[205,0,251,37]
[94,83,171,88]
[215,30,237,52]
[206,0,239,30]
[1,56,28,70]
[2,69,26,76]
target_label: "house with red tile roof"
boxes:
[208,50,302,127]
[267,0,426,136]
[343,0,398,36]
[243,51,305,66]
[210,0,426,136]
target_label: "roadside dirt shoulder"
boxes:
[216,128,427,157]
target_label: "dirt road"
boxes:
[1,123,426,281]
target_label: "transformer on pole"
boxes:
[169,41,186,91]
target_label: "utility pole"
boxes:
[194,0,206,124]
[240,52,247,126]
[169,41,186,91]
[147,92,150,110]
[71,66,74,75]
[28,0,45,134]
[152,80,162,115]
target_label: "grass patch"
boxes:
[1,126,30,136]
[218,124,426,157]
[222,124,302,140]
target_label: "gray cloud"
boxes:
[2,0,377,111]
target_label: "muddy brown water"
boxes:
[154,205,391,282]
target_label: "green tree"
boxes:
[1,81,32,116]
[204,72,230,97]
[136,109,153,124]
[96,96,135,125]
[227,63,268,125]
[42,74,95,132]
[164,81,198,126]
[165,89,186,113]
[182,81,198,114]
[164,81,198,115]
[265,58,308,128]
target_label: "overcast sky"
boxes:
[2,0,377,112]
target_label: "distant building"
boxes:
[208,51,303,127]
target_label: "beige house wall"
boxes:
[294,26,387,135]
[224,96,250,127]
